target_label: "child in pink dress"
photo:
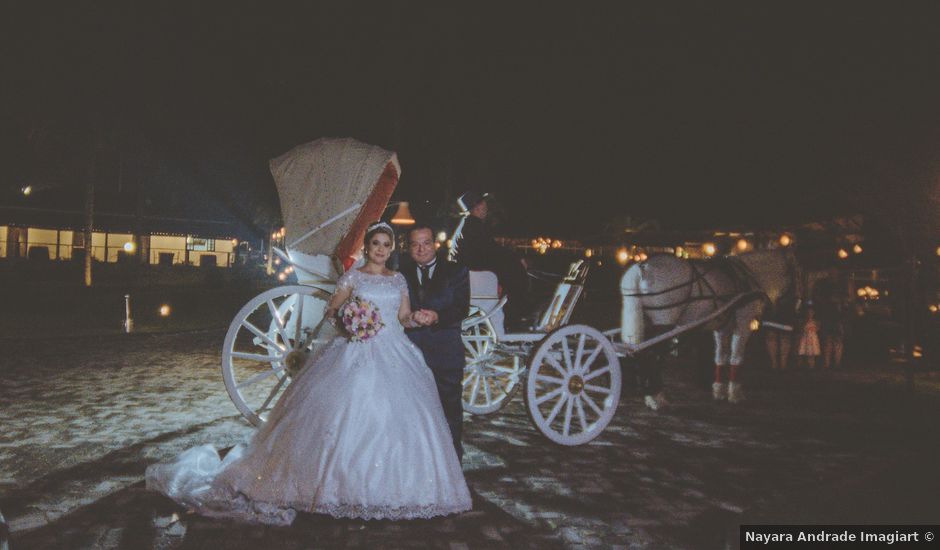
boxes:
[798,307,821,368]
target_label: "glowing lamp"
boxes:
[837,248,849,259]
[936,246,940,257]
[278,272,287,281]
[436,231,447,242]
[703,243,716,257]
[585,248,593,258]
[274,258,281,265]
[675,246,684,257]
[231,239,238,246]
[638,252,648,262]
[853,244,863,254]
[857,288,867,297]
[779,234,791,247]
[123,242,136,253]
[928,304,938,314]
[159,304,171,317]
[22,185,32,196]
[749,319,760,331]
[736,239,749,252]
[616,248,629,265]
[272,232,279,239]
[390,202,415,225]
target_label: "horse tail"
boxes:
[620,265,645,345]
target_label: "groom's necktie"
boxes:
[418,262,435,303]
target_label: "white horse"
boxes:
[620,249,798,405]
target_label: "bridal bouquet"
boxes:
[339,296,385,342]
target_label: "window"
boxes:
[186,237,215,252]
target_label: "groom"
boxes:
[402,222,470,461]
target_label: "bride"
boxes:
[146,222,472,525]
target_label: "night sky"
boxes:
[3,4,939,239]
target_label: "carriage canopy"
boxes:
[269,138,400,269]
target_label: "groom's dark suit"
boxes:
[402,254,470,461]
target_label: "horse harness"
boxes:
[622,257,764,313]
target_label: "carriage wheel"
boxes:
[524,324,621,445]
[222,285,332,426]
[461,307,522,415]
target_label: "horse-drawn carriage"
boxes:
[222,138,797,446]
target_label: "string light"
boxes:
[532,237,553,254]
[703,243,716,257]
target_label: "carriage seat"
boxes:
[469,270,507,337]
[468,260,590,338]
[285,249,338,286]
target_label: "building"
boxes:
[1,184,253,268]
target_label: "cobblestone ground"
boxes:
[2,331,939,549]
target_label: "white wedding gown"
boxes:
[146,269,472,525]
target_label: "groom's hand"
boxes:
[418,309,439,325]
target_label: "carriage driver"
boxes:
[448,190,530,327]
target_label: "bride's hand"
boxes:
[419,309,438,325]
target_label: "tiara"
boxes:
[367,221,394,234]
